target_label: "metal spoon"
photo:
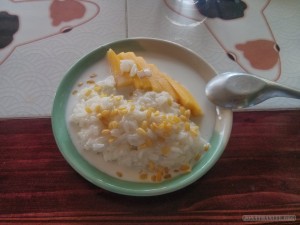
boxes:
[205,72,300,109]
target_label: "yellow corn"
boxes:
[146,110,152,120]
[148,161,155,172]
[180,106,186,115]
[139,173,148,180]
[108,137,115,143]
[150,122,159,130]
[114,96,123,101]
[130,104,135,112]
[156,171,162,182]
[184,122,190,131]
[204,144,210,151]
[154,110,160,117]
[161,146,170,156]
[85,89,92,97]
[172,116,181,123]
[85,106,92,114]
[110,109,118,117]
[94,85,101,92]
[118,108,128,116]
[86,80,95,84]
[151,175,157,182]
[167,98,173,106]
[94,105,101,113]
[180,115,187,121]
[101,129,111,135]
[136,127,147,136]
[116,171,123,177]
[101,110,110,118]
[180,164,191,172]
[109,121,119,129]
[141,120,148,130]
[194,153,201,161]
[184,109,191,119]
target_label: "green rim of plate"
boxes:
[51,38,232,196]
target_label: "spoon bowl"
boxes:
[205,72,300,109]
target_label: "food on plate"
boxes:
[107,49,202,116]
[69,50,209,183]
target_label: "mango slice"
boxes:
[106,49,202,116]
[163,74,203,116]
[106,49,133,87]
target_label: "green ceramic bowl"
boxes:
[52,38,232,196]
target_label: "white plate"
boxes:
[52,38,232,196]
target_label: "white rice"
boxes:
[70,76,209,181]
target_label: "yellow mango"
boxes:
[163,75,203,116]
[118,52,152,90]
[106,49,133,87]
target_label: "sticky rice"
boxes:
[70,76,209,182]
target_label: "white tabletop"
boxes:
[1,0,300,118]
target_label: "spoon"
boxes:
[205,72,300,109]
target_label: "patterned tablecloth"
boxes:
[1,0,300,118]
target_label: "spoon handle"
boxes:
[269,82,300,99]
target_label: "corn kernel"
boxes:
[184,109,191,119]
[116,171,123,177]
[150,122,159,130]
[94,85,101,92]
[194,153,201,161]
[180,106,186,114]
[108,121,118,129]
[172,116,181,123]
[94,105,101,113]
[151,175,157,182]
[190,127,199,137]
[118,109,128,115]
[136,127,147,136]
[164,174,172,179]
[100,92,107,97]
[114,96,123,101]
[108,137,115,143]
[129,104,135,112]
[204,143,210,151]
[85,89,92,97]
[110,109,118,117]
[85,106,92,114]
[148,161,155,172]
[72,90,78,95]
[97,113,102,119]
[156,171,162,182]
[184,122,190,131]
[101,110,110,118]
[90,73,97,78]
[180,115,187,121]
[101,129,111,135]
[146,110,152,119]
[139,173,148,180]
[86,80,95,84]
[141,120,148,130]
[78,82,83,87]
[161,146,170,156]
[154,110,160,116]
[167,98,173,106]
[180,164,191,172]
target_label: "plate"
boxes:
[52,38,232,196]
